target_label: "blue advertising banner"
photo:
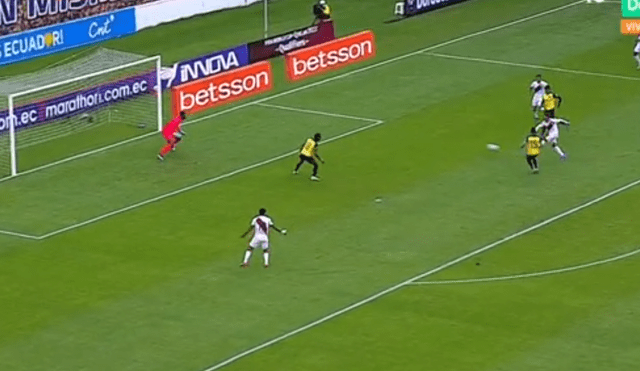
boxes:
[160,44,250,90]
[404,0,470,16]
[0,7,136,66]
[0,70,156,134]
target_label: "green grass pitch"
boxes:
[1,0,640,370]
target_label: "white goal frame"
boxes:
[6,55,163,177]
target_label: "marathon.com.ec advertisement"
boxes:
[0,71,156,134]
[0,7,136,66]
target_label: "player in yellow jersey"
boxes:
[521,127,542,173]
[293,133,324,181]
[542,86,562,118]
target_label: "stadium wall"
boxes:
[134,0,262,31]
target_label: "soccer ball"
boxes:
[486,144,500,151]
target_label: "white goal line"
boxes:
[422,52,640,82]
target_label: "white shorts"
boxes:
[249,236,270,250]
[532,94,543,108]
[545,134,559,145]
[634,43,640,54]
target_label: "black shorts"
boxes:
[299,154,316,164]
[526,155,538,160]
[544,109,555,118]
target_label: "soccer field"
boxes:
[2,0,640,370]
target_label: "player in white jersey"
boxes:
[535,117,570,160]
[633,35,640,69]
[529,74,549,120]
[240,208,287,268]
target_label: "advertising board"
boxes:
[0,7,136,65]
[284,31,376,82]
[248,20,335,63]
[160,45,250,90]
[0,70,156,134]
[404,0,471,16]
[172,61,273,116]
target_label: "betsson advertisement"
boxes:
[0,7,136,66]
[285,31,376,82]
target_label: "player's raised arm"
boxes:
[556,118,570,126]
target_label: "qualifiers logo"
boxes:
[285,31,376,82]
[172,61,273,116]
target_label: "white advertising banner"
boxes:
[136,0,261,31]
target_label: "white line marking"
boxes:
[202,176,640,371]
[0,0,584,183]
[0,229,40,240]
[0,130,159,185]
[256,103,381,123]
[36,117,384,240]
[409,247,640,285]
[423,52,640,82]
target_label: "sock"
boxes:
[159,144,172,156]
[294,161,303,171]
[243,250,252,264]
[533,110,539,120]
[532,158,538,169]
[526,157,533,169]
[553,145,565,157]
[634,55,640,65]
[263,251,270,266]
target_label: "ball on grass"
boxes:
[486,144,500,151]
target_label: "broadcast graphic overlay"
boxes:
[621,0,640,34]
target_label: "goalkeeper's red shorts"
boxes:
[163,132,178,142]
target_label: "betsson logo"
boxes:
[172,61,273,116]
[285,31,376,82]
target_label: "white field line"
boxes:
[423,52,640,82]
[201,176,640,371]
[256,103,380,123]
[0,229,40,240]
[409,247,640,286]
[36,116,384,240]
[0,0,584,184]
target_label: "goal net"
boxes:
[0,49,162,179]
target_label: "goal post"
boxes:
[1,53,163,179]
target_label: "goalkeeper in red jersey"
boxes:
[158,111,186,161]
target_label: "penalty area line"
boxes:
[0,228,40,240]
[200,176,640,371]
[35,118,385,240]
[256,103,382,123]
[408,247,640,286]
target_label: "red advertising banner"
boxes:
[171,61,273,116]
[284,31,376,82]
